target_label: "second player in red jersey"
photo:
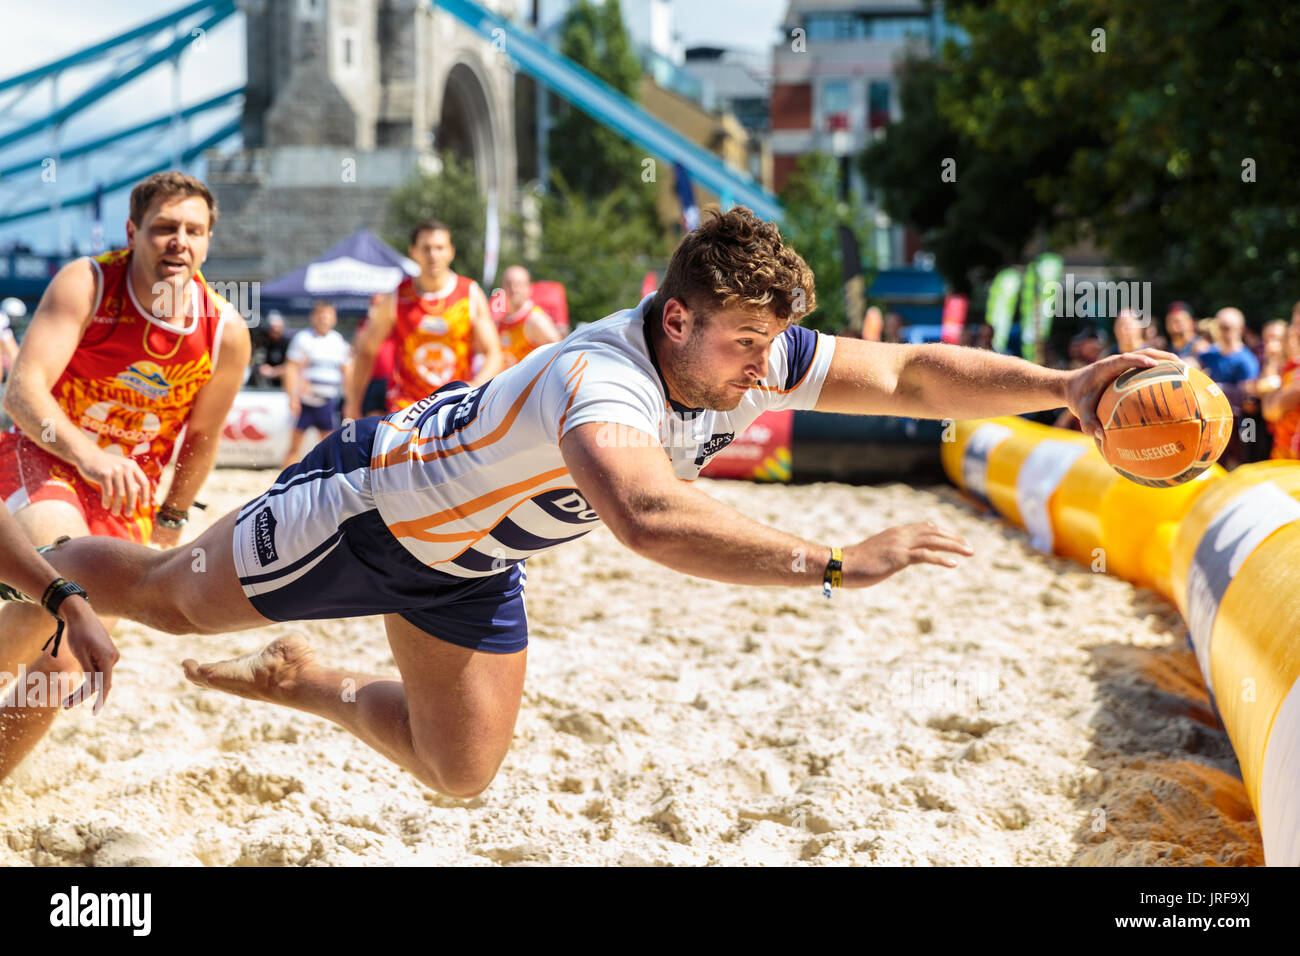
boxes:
[345,220,502,417]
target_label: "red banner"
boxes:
[700,410,794,482]
[941,293,968,344]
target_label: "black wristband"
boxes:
[40,578,88,658]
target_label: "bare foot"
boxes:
[182,634,317,704]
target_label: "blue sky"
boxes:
[0,0,788,254]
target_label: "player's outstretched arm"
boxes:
[0,506,118,712]
[560,422,973,590]
[814,338,1180,439]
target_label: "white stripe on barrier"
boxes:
[1014,440,1087,554]
[1260,673,1300,866]
[961,422,1013,505]
[1184,482,1300,694]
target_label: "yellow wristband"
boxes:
[823,546,843,598]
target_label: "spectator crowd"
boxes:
[850,296,1300,469]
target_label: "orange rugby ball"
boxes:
[1094,361,1233,487]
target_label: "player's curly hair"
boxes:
[129,171,218,230]
[649,206,816,335]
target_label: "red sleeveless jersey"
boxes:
[493,300,552,369]
[387,273,475,411]
[53,248,234,485]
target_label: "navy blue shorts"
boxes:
[295,401,340,434]
[231,417,528,653]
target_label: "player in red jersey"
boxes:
[0,171,249,774]
[491,265,564,369]
[343,220,502,419]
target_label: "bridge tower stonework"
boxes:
[206,0,517,287]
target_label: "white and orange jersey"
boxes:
[367,293,836,578]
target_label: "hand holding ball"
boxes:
[1095,360,1233,487]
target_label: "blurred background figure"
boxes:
[861,306,884,342]
[1255,320,1289,394]
[491,265,563,369]
[1263,320,1300,460]
[1200,308,1261,389]
[1164,301,1207,361]
[1242,318,1290,461]
[1141,312,1167,350]
[882,311,907,344]
[1198,308,1259,468]
[1054,327,1107,428]
[282,301,351,467]
[0,298,24,382]
[1069,327,1106,369]
[252,311,290,389]
[1197,316,1220,352]
[356,303,397,418]
[1109,309,1147,354]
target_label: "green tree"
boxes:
[526,176,660,326]
[778,153,873,334]
[860,57,1060,296]
[385,154,486,278]
[548,0,655,223]
[860,0,1300,323]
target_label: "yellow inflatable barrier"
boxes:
[1168,461,1300,866]
[943,418,1220,599]
[947,422,1300,865]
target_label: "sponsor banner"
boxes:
[986,268,1021,354]
[1185,481,1300,692]
[303,257,405,295]
[217,389,293,468]
[1020,253,1064,362]
[961,422,1014,505]
[701,410,794,483]
[1014,440,1087,553]
[941,293,967,345]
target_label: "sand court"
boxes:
[0,469,1261,866]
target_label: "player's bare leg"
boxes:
[182,614,527,797]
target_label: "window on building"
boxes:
[867,17,930,41]
[868,80,891,129]
[343,37,353,66]
[822,80,850,115]
[805,13,861,41]
[822,80,851,135]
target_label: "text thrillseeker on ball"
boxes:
[1115,442,1183,461]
